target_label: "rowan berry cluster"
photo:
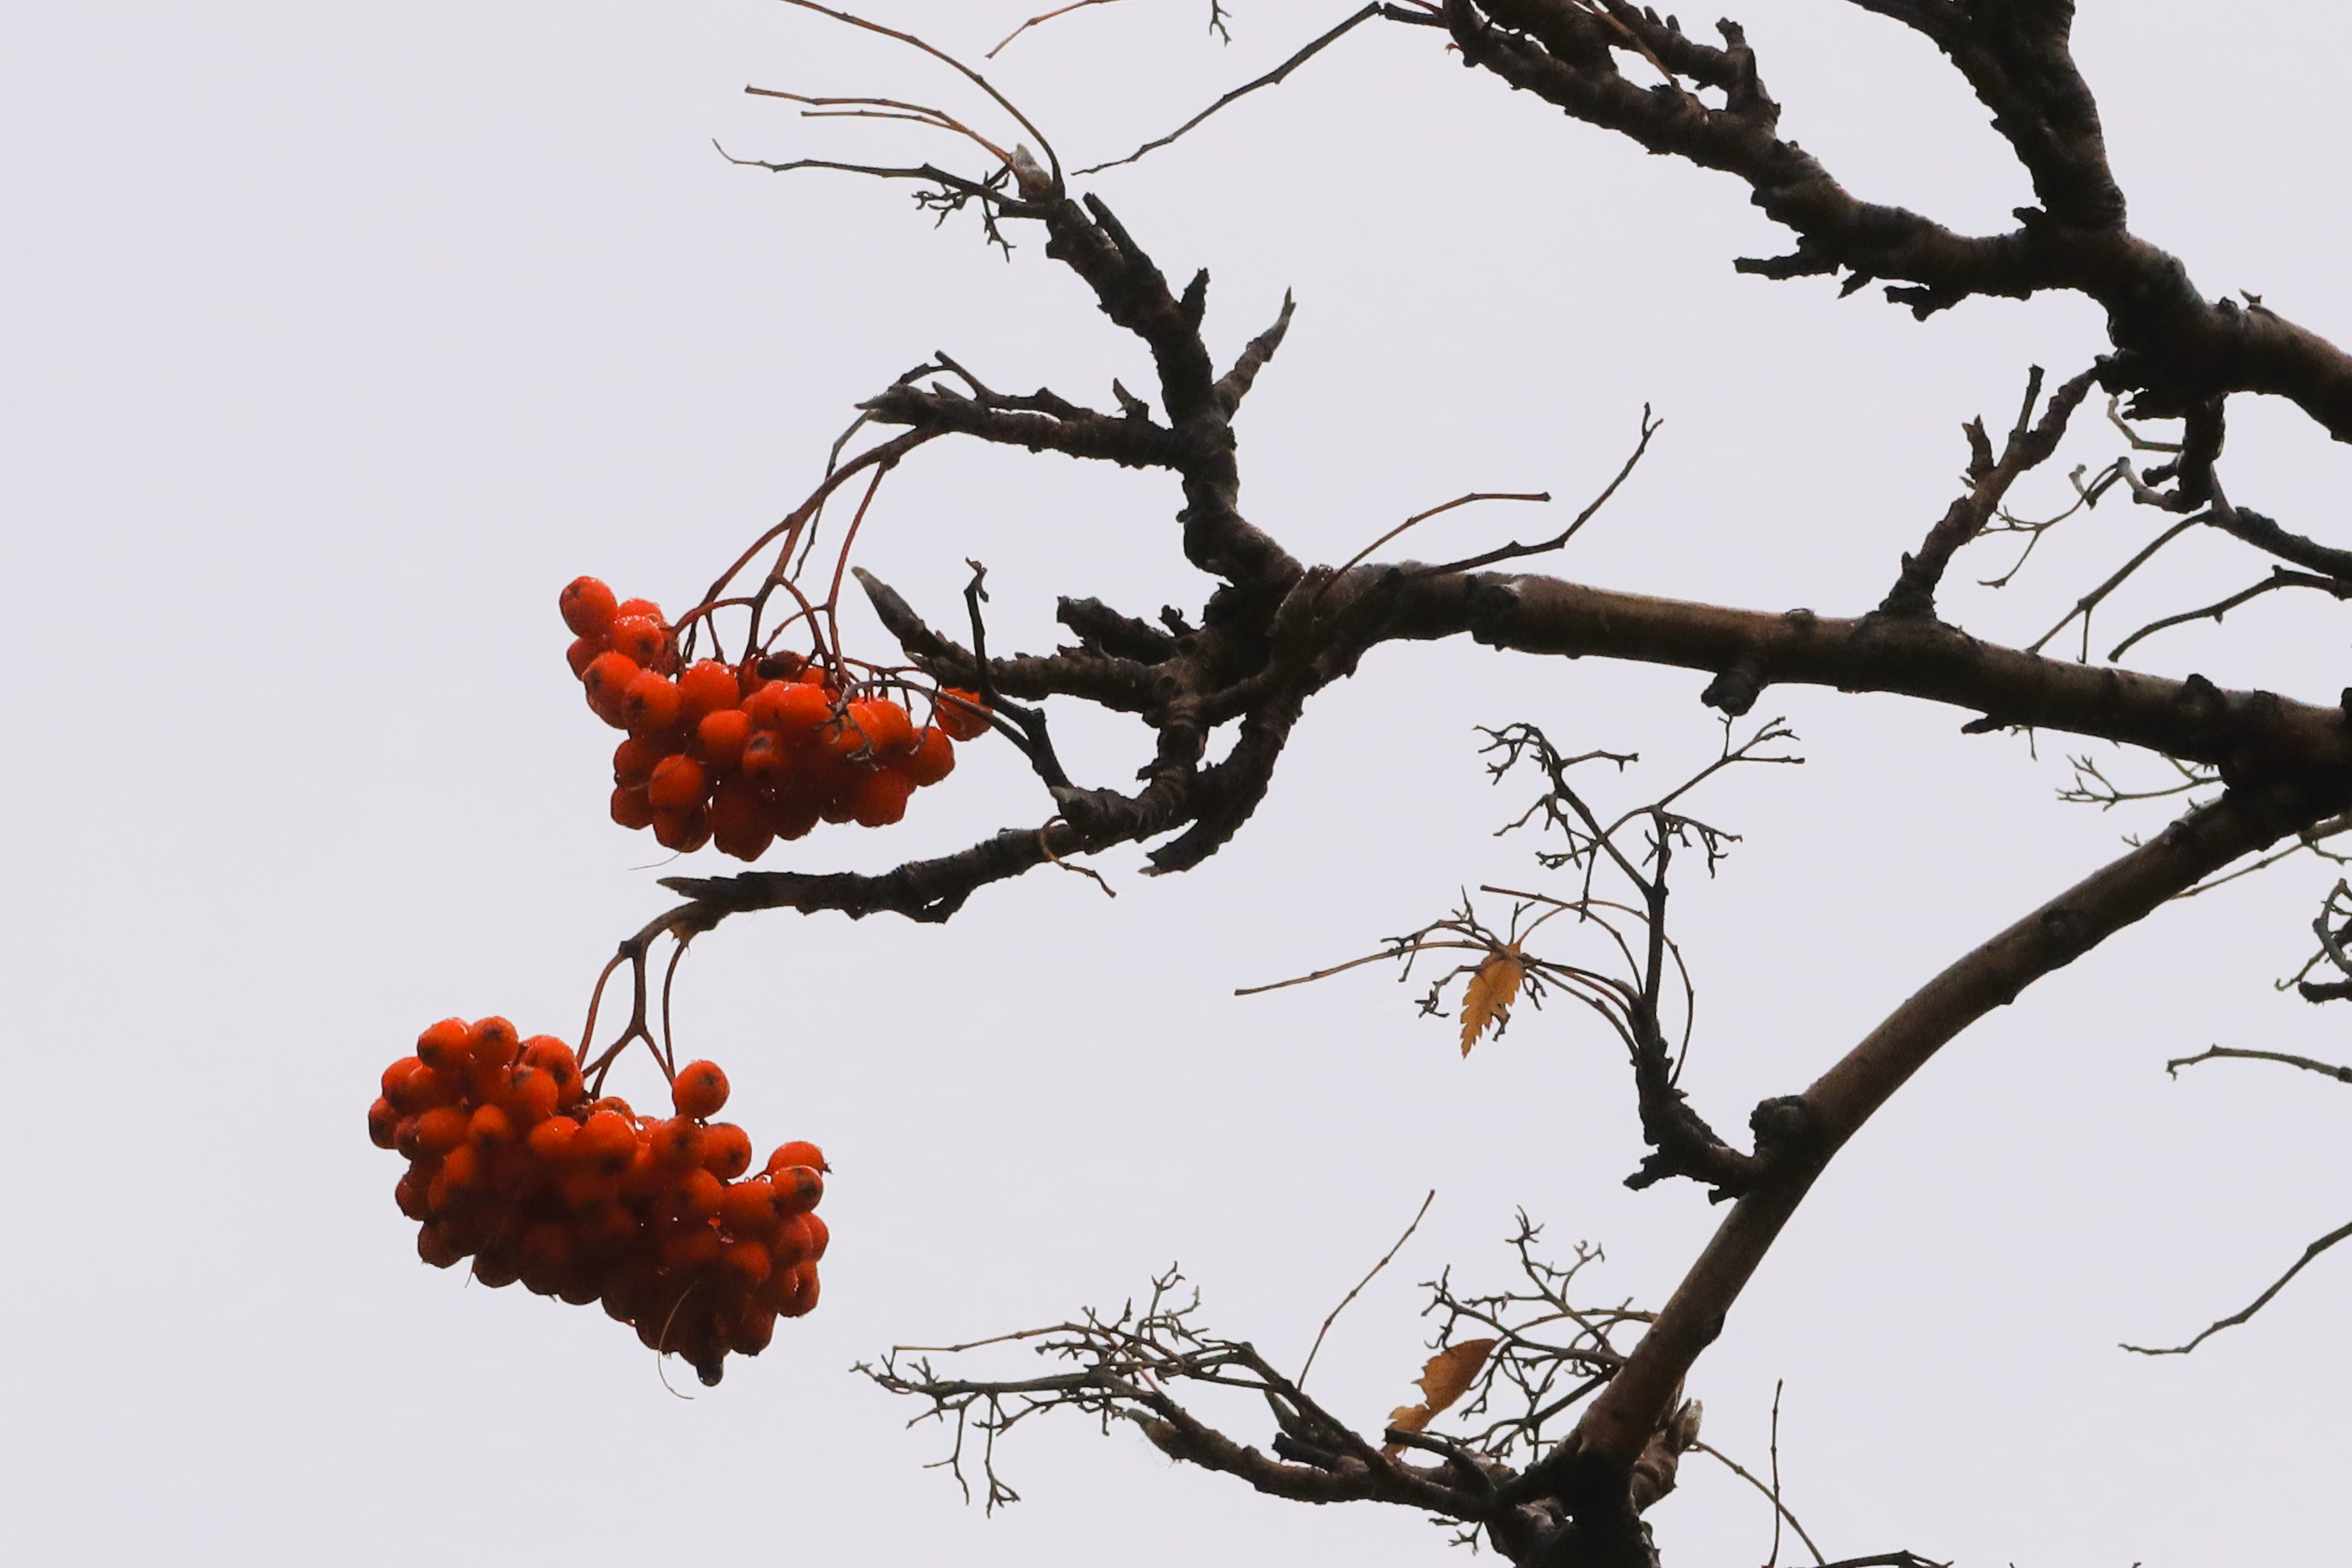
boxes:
[559,576,991,859]
[369,1016,831,1385]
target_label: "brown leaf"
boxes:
[1458,947,1524,1056]
[1382,1336,1498,1455]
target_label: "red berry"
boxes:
[678,661,741,719]
[609,616,668,667]
[368,1096,399,1149]
[651,805,712,853]
[850,767,916,827]
[739,729,790,784]
[708,781,773,862]
[671,1060,730,1119]
[611,785,655,830]
[621,671,684,734]
[413,1105,470,1156]
[647,1115,701,1167]
[527,1115,582,1162]
[576,1110,639,1175]
[901,726,956,787]
[414,1019,470,1071]
[767,1140,830,1175]
[566,636,603,678]
[935,688,992,741]
[772,1164,824,1216]
[560,577,619,639]
[582,651,640,707]
[417,1223,467,1269]
[466,1017,520,1071]
[612,735,666,787]
[697,1123,754,1181]
[848,697,916,757]
[696,707,753,771]
[647,754,708,812]
[721,1239,772,1286]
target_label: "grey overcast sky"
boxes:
[5,3,2349,1564]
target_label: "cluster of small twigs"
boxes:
[862,1216,1942,1568]
[1243,715,1807,1200]
[1417,1214,1647,1470]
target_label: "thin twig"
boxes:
[1298,1190,1436,1387]
[2122,1219,2352,1355]
[1688,1440,1827,1566]
[1075,4,1391,175]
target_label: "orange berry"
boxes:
[519,1221,578,1277]
[521,1037,583,1101]
[576,1110,639,1175]
[660,1226,723,1269]
[582,651,640,705]
[415,1018,471,1070]
[368,1096,398,1150]
[561,1167,625,1212]
[472,1244,522,1290]
[385,1060,447,1116]
[612,735,666,787]
[616,597,664,622]
[566,636,602,678]
[708,781,773,862]
[527,1114,582,1162]
[802,1212,830,1261]
[696,707,753,770]
[772,1164,824,1216]
[697,1123,754,1181]
[721,1239,772,1286]
[901,726,956,787]
[647,754,708,812]
[729,1305,778,1356]
[671,1060,730,1119]
[417,1222,467,1269]
[778,1262,822,1318]
[767,1140,830,1175]
[754,682,832,734]
[466,1017,520,1070]
[853,766,917,827]
[560,576,620,639]
[739,729,790,784]
[414,1105,471,1156]
[769,1213,815,1269]
[647,1115,700,1167]
[936,688,992,741]
[609,616,668,667]
[395,1169,433,1222]
[678,661,741,719]
[651,806,711,853]
[432,1143,484,1205]
[610,784,655,830]
[677,1167,726,1220]
[848,697,916,756]
[469,1103,517,1149]
[621,671,684,733]
[768,790,822,842]
[498,1064,560,1125]
[717,1178,782,1237]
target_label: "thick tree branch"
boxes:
[1437,1,2352,441]
[1544,786,2324,1483]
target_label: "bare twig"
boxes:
[2122,1219,2352,1356]
[1298,1189,1436,1387]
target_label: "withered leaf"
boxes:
[1382,1336,1498,1456]
[1458,947,1524,1056]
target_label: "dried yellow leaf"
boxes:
[1382,1337,1498,1455]
[1458,947,1524,1056]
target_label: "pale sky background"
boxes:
[6,3,2351,1564]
